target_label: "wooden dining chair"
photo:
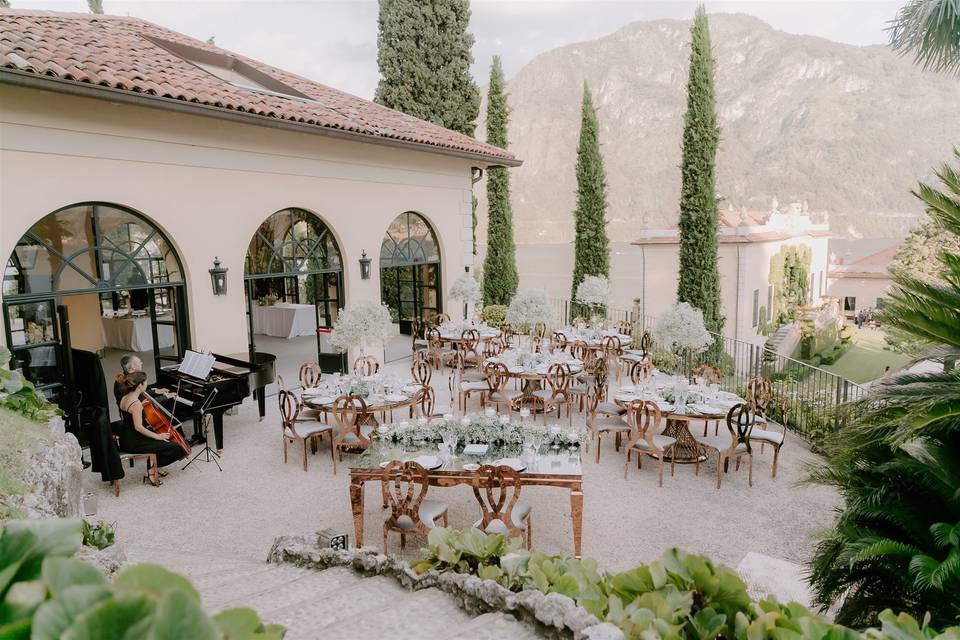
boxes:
[298,362,322,389]
[482,361,520,414]
[629,361,652,385]
[530,335,543,353]
[353,355,380,377]
[623,400,675,486]
[434,312,451,325]
[693,402,755,489]
[570,340,590,363]
[460,329,482,368]
[460,360,494,412]
[585,383,630,463]
[571,316,588,329]
[382,460,449,553]
[411,358,432,388]
[533,322,546,339]
[277,375,323,423]
[416,384,453,421]
[331,394,373,474]
[747,377,786,477]
[532,362,573,425]
[693,363,723,385]
[279,390,333,472]
[411,318,429,354]
[471,464,532,549]
[550,331,568,353]
[499,323,516,348]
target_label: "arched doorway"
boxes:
[379,211,442,338]
[2,202,188,430]
[244,208,345,379]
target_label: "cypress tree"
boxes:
[676,7,724,333]
[570,83,610,313]
[482,56,518,305]
[374,0,480,137]
[88,0,103,14]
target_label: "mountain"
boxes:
[475,14,960,243]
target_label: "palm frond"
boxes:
[889,0,960,75]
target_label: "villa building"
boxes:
[0,10,519,424]
[632,202,831,344]
[826,241,898,316]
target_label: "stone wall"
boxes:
[268,535,623,640]
[4,431,83,519]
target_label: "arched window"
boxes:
[245,208,341,277]
[379,212,441,337]
[4,203,182,297]
[379,211,440,268]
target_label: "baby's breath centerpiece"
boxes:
[449,274,483,321]
[506,288,553,335]
[651,302,714,372]
[575,275,609,327]
[329,300,394,355]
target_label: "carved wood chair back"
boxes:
[298,362,322,389]
[472,464,525,540]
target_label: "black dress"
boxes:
[117,402,185,468]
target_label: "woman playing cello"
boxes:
[117,372,188,485]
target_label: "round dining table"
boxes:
[435,324,502,347]
[560,330,633,350]
[484,355,585,410]
[613,389,745,463]
[301,384,421,426]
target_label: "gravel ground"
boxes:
[89,358,840,576]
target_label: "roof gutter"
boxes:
[0,69,523,168]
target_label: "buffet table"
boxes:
[101,315,175,352]
[251,303,316,339]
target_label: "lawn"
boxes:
[820,326,913,383]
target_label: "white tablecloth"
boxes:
[251,303,316,339]
[101,315,175,352]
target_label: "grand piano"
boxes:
[155,351,275,451]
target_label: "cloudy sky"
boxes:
[13,0,905,99]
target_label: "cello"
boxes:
[141,389,192,457]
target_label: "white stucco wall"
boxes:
[0,85,480,355]
[636,234,829,344]
[826,275,892,312]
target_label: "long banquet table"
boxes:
[349,440,584,557]
[251,303,316,339]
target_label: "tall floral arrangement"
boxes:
[329,300,394,353]
[575,274,608,322]
[506,289,552,330]
[651,302,713,352]
[449,273,483,320]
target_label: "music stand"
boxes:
[182,388,222,472]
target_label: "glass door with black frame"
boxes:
[149,285,189,375]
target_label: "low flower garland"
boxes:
[382,415,584,449]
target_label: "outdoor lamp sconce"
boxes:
[359,250,372,280]
[209,256,228,296]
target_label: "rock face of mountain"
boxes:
[475,14,960,243]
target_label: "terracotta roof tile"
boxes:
[0,9,519,166]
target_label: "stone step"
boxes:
[120,545,537,640]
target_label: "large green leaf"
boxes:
[214,608,262,638]
[0,520,81,600]
[147,589,218,640]
[41,558,107,597]
[60,595,155,640]
[31,585,111,640]
[113,565,200,602]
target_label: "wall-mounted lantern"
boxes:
[359,250,372,280]
[209,256,228,296]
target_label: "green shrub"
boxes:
[411,528,959,640]
[480,304,508,327]
[0,519,285,639]
[0,346,62,422]
[81,519,115,550]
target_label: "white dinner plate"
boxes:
[492,457,526,472]
[411,455,442,470]
[462,463,481,472]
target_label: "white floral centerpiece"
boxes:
[575,275,609,325]
[506,288,553,333]
[651,302,713,353]
[383,415,584,449]
[329,300,394,354]
[448,273,483,321]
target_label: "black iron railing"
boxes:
[547,297,864,447]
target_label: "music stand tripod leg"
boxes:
[182,413,223,472]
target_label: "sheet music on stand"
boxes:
[178,350,216,380]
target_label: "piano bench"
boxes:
[113,453,158,496]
